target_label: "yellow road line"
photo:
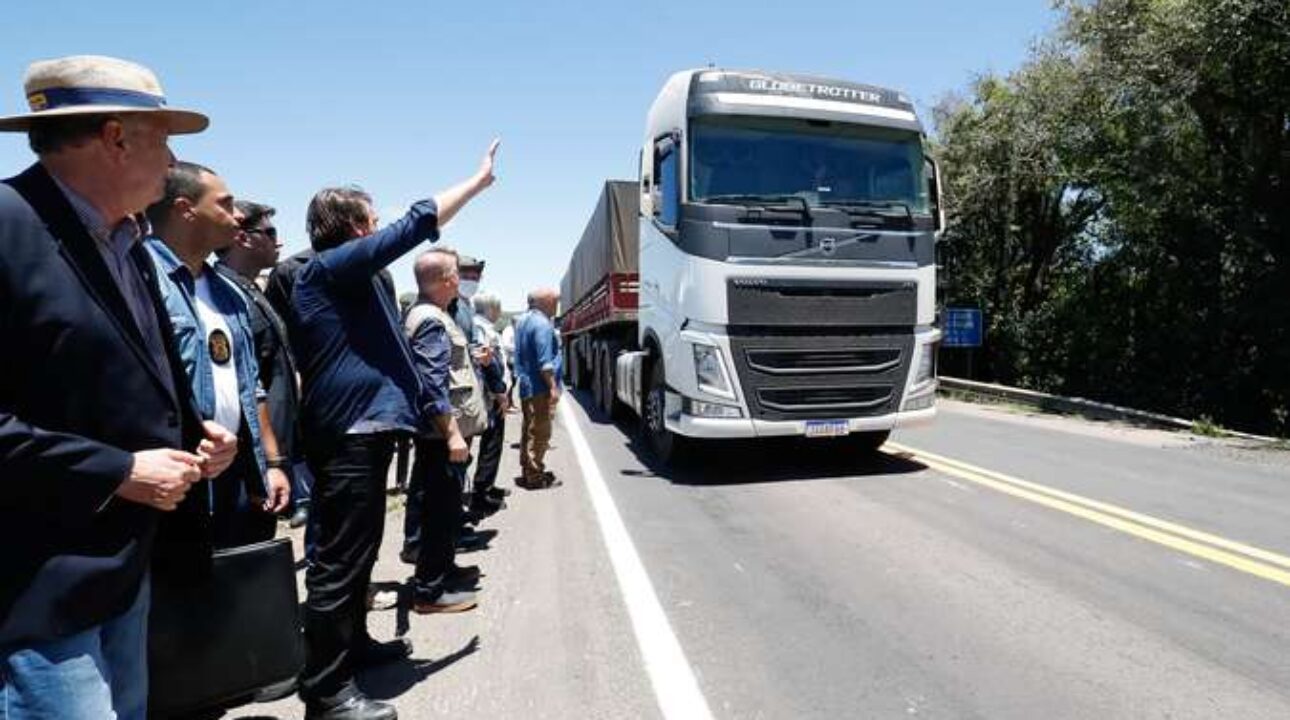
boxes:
[886,441,1290,589]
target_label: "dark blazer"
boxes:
[0,163,208,648]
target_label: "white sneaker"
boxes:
[366,587,399,611]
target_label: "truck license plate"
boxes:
[805,420,849,438]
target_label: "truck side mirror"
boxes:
[640,173,654,217]
[926,156,946,238]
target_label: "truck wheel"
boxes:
[591,343,607,414]
[848,430,891,453]
[599,347,616,418]
[569,341,583,390]
[643,357,685,464]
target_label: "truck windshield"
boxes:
[689,115,929,214]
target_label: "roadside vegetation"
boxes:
[934,0,1289,438]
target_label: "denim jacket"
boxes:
[145,238,269,496]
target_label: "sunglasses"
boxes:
[242,226,278,241]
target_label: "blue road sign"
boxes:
[944,307,983,348]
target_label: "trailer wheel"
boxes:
[599,346,617,418]
[590,342,606,414]
[568,340,583,390]
[643,357,685,464]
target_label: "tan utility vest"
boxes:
[404,301,489,438]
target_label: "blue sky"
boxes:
[1,0,1057,308]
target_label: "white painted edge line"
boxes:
[558,401,715,720]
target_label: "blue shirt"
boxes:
[53,177,175,399]
[514,308,561,400]
[408,308,453,420]
[290,200,440,439]
[145,238,269,496]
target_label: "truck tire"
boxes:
[599,346,616,418]
[604,344,628,422]
[569,340,584,390]
[848,430,891,453]
[643,357,686,465]
[590,342,607,414]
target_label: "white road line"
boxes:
[558,401,715,720]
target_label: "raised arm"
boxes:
[319,139,501,286]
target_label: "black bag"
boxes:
[148,537,304,718]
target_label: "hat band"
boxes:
[28,86,167,112]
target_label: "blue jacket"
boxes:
[146,239,269,497]
[514,309,561,400]
[289,200,440,440]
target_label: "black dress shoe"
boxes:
[456,529,493,552]
[487,486,511,500]
[444,563,481,588]
[305,693,397,720]
[288,504,310,529]
[354,637,413,668]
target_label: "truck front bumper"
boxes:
[671,404,937,439]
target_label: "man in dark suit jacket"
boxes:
[0,55,236,720]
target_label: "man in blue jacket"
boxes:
[289,141,500,720]
[514,287,563,489]
[145,162,292,547]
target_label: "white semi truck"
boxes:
[561,68,944,463]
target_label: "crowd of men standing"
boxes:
[0,55,565,720]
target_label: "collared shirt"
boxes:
[290,200,441,440]
[473,313,505,378]
[146,238,269,495]
[408,306,453,420]
[514,308,561,400]
[52,177,174,397]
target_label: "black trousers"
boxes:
[299,433,395,702]
[405,437,463,598]
[472,412,505,494]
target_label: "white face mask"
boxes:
[459,280,479,299]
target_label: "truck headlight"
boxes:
[693,343,731,396]
[685,398,744,418]
[903,392,936,412]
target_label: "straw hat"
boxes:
[0,55,207,134]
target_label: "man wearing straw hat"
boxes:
[0,56,236,719]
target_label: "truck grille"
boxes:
[729,331,912,421]
[746,348,901,375]
[757,386,893,412]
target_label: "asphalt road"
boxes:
[238,395,1290,719]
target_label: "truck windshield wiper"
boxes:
[820,199,914,223]
[701,194,812,219]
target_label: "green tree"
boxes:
[937,0,1290,434]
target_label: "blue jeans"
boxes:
[0,575,150,720]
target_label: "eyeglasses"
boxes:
[242,226,278,241]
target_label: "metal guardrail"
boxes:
[938,376,1280,443]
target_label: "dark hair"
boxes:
[27,114,117,155]
[306,186,373,251]
[235,200,276,230]
[144,161,216,229]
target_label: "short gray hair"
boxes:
[473,293,500,314]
